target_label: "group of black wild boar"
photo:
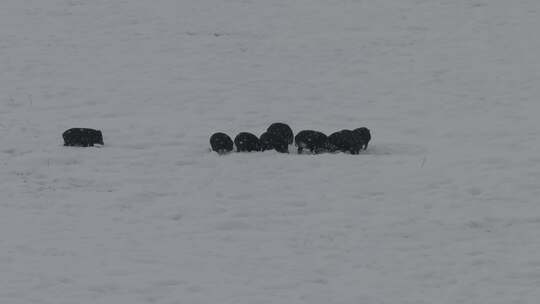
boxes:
[59,123,371,155]
[210,122,371,155]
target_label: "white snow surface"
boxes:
[2,0,540,303]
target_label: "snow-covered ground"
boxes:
[2,0,540,303]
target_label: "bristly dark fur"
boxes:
[353,127,371,150]
[327,129,364,154]
[267,122,294,145]
[210,132,234,154]
[294,130,328,154]
[234,132,261,152]
[260,132,289,153]
[62,128,104,147]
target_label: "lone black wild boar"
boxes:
[62,128,104,147]
[294,130,328,154]
[210,132,234,154]
[234,132,261,152]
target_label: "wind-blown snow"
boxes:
[2,0,540,303]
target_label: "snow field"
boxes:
[2,0,540,303]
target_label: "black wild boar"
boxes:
[234,132,261,152]
[62,128,104,147]
[294,130,328,154]
[210,132,234,154]
[328,129,363,154]
[259,132,288,153]
[353,127,371,150]
[267,122,294,145]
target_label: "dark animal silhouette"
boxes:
[328,129,364,154]
[259,132,274,151]
[353,127,371,150]
[210,132,234,154]
[62,128,104,147]
[267,122,294,145]
[259,132,288,153]
[294,130,328,154]
[234,132,261,152]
